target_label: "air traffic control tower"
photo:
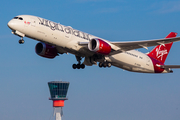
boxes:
[48,81,70,120]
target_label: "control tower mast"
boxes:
[48,81,70,120]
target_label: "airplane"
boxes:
[7,15,180,73]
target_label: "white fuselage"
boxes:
[8,15,167,73]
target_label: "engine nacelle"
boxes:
[88,38,111,55]
[35,42,58,59]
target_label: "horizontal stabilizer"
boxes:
[158,65,180,69]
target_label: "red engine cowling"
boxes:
[35,42,58,59]
[88,38,111,55]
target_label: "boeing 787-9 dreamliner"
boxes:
[7,15,180,73]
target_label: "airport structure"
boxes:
[48,81,70,120]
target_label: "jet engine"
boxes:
[88,38,111,55]
[35,42,58,59]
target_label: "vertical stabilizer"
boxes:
[147,32,177,63]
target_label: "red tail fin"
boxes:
[147,32,177,63]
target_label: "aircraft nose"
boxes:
[7,20,15,29]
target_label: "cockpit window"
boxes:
[13,17,23,20]
[13,17,18,19]
[19,17,23,20]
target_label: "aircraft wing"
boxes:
[111,37,180,51]
[78,36,180,56]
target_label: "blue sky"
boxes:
[1,0,180,120]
